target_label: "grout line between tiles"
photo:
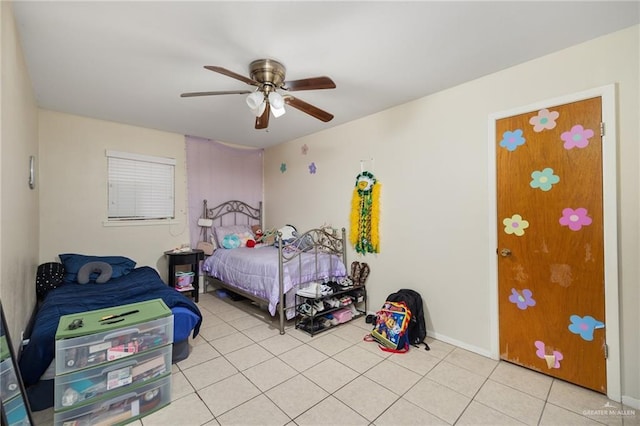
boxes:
[151,292,632,426]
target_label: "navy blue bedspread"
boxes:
[19,266,202,386]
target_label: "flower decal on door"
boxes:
[503,214,529,236]
[568,315,604,342]
[559,207,592,231]
[508,288,536,310]
[534,341,563,369]
[561,124,594,149]
[530,168,560,191]
[529,109,560,132]
[499,129,525,151]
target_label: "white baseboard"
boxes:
[427,329,495,360]
[622,395,640,410]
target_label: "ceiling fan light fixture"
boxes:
[184,60,335,129]
[246,91,264,110]
[252,101,266,117]
[269,92,286,118]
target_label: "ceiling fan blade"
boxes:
[284,96,334,122]
[204,66,260,87]
[180,90,251,98]
[255,102,270,129]
[282,76,336,91]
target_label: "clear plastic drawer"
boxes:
[54,345,171,410]
[55,316,173,375]
[3,394,31,426]
[54,375,171,426]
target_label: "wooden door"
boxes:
[496,97,606,393]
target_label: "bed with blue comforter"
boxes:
[19,266,202,391]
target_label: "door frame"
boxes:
[487,84,620,401]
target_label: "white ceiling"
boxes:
[11,1,639,148]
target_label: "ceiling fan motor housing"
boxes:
[249,59,286,91]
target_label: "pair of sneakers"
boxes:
[337,277,353,289]
[324,297,340,308]
[339,296,353,306]
[297,302,317,316]
[298,299,326,316]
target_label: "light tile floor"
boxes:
[32,292,639,426]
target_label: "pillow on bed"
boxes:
[213,225,253,247]
[58,253,136,283]
[221,234,241,249]
[36,262,66,301]
[221,231,257,249]
[77,261,113,284]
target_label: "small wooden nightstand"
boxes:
[164,249,204,302]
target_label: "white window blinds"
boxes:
[107,150,175,220]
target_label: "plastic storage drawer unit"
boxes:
[54,344,172,410]
[55,299,173,375]
[53,374,171,426]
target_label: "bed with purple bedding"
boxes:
[203,244,347,318]
[201,200,348,334]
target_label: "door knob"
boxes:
[500,248,512,257]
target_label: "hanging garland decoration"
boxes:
[350,171,381,254]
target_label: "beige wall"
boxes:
[264,26,639,403]
[0,1,40,352]
[38,111,189,282]
[2,0,638,406]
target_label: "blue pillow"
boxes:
[58,253,136,283]
[221,234,241,249]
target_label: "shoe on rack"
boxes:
[299,319,324,333]
[297,282,321,298]
[319,284,334,296]
[314,299,325,313]
[325,297,340,308]
[337,277,353,289]
[350,261,362,286]
[339,296,353,306]
[349,304,359,316]
[359,263,370,286]
[297,303,317,316]
[324,314,339,326]
[319,317,333,329]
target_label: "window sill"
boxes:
[103,219,180,227]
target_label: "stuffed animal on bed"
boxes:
[251,225,277,246]
[245,225,261,248]
[278,224,297,242]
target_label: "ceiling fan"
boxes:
[181,59,336,130]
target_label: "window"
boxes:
[107,150,175,221]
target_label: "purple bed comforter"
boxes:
[202,246,346,316]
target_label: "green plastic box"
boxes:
[55,299,171,340]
